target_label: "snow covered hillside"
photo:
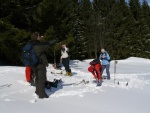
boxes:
[0,57,150,113]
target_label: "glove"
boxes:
[61,48,65,52]
[60,59,62,63]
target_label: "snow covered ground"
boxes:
[0,57,150,113]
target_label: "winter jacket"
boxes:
[61,47,69,59]
[33,40,56,67]
[99,51,110,65]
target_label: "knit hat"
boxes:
[101,49,105,53]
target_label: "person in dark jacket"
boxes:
[31,32,56,99]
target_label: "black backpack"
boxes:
[45,79,62,89]
[22,43,39,66]
[104,52,111,62]
[90,59,101,65]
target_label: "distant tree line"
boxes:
[0,0,150,65]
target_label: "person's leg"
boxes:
[62,58,67,72]
[88,66,97,80]
[35,69,39,95]
[101,65,106,78]
[36,64,48,98]
[95,64,102,81]
[94,64,103,86]
[66,58,72,75]
[65,58,70,72]
[106,64,110,79]
[62,58,71,75]
[30,66,37,86]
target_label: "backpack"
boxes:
[90,59,101,66]
[45,79,62,89]
[22,43,39,66]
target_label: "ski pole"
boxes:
[53,46,56,69]
[114,60,118,84]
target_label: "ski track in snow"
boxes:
[47,69,150,98]
[2,71,149,100]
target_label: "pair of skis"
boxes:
[72,79,102,87]
[51,71,63,75]
[72,79,89,85]
[0,84,12,89]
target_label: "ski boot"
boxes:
[97,79,103,86]
[67,72,72,76]
[65,72,72,76]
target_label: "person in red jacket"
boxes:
[88,59,102,86]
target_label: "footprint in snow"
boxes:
[30,99,37,103]
[4,98,15,102]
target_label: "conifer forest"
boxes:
[0,0,150,65]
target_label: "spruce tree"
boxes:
[71,0,92,60]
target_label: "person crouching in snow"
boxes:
[88,59,102,86]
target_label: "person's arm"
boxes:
[60,49,64,63]
[60,56,62,63]
[42,39,57,50]
[65,47,69,51]
[105,52,110,60]
[65,47,70,55]
[49,40,57,45]
[99,54,102,60]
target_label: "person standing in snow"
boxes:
[99,49,111,80]
[88,59,102,86]
[60,44,72,76]
[31,32,57,99]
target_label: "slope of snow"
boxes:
[0,57,150,113]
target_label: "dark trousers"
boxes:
[62,57,71,73]
[34,64,47,98]
[30,66,37,86]
[101,64,110,79]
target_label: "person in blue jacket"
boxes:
[99,48,110,80]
